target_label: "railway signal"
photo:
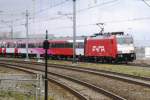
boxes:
[43,30,49,100]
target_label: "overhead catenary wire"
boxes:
[142,0,150,7]
[1,15,150,30]
[20,0,120,24]
[0,0,121,29]
[77,0,119,13]
[4,1,67,25]
[1,0,150,30]
[49,16,150,30]
[35,0,69,15]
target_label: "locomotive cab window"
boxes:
[117,37,133,44]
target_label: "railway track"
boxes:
[0,59,150,99]
[0,63,88,100]
[0,61,126,100]
[0,59,150,81]
[0,59,149,82]
[127,63,150,68]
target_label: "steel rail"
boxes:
[0,59,149,81]
[127,63,150,68]
[46,63,150,81]
[47,71,126,100]
[0,63,88,100]
[0,59,150,88]
[0,62,126,100]
[45,64,150,87]
[1,58,150,68]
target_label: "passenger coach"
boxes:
[0,32,136,63]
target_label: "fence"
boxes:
[0,73,44,100]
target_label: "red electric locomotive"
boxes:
[0,32,136,63]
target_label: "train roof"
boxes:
[90,32,124,37]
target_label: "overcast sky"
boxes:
[0,0,150,46]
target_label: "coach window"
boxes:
[14,42,17,48]
[7,42,9,48]
[0,43,1,48]
[52,43,57,48]
[34,43,37,48]
[50,43,65,48]
[76,43,79,48]
[39,43,43,48]
[49,43,52,48]
[37,43,42,48]
[9,43,12,48]
[64,43,67,48]
[18,43,21,48]
[0,43,4,48]
[1,43,6,48]
[29,43,35,48]
[40,43,43,48]
[58,43,64,48]
[11,43,15,48]
[64,43,69,48]
[55,43,58,48]
[76,42,84,48]
[1,44,4,48]
[7,42,14,48]
[69,43,73,48]
[50,43,55,48]
[17,43,19,48]
[37,43,41,48]
[62,43,65,48]
[19,43,26,48]
[8,43,11,48]
[17,43,20,48]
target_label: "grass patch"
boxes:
[0,91,34,100]
[0,91,54,100]
[48,60,150,78]
[0,57,149,78]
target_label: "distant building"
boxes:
[0,32,10,39]
[0,31,23,39]
[28,34,55,39]
[54,36,86,40]
[145,47,150,58]
[135,46,150,59]
[134,40,150,47]
[13,31,22,38]
[135,47,145,59]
